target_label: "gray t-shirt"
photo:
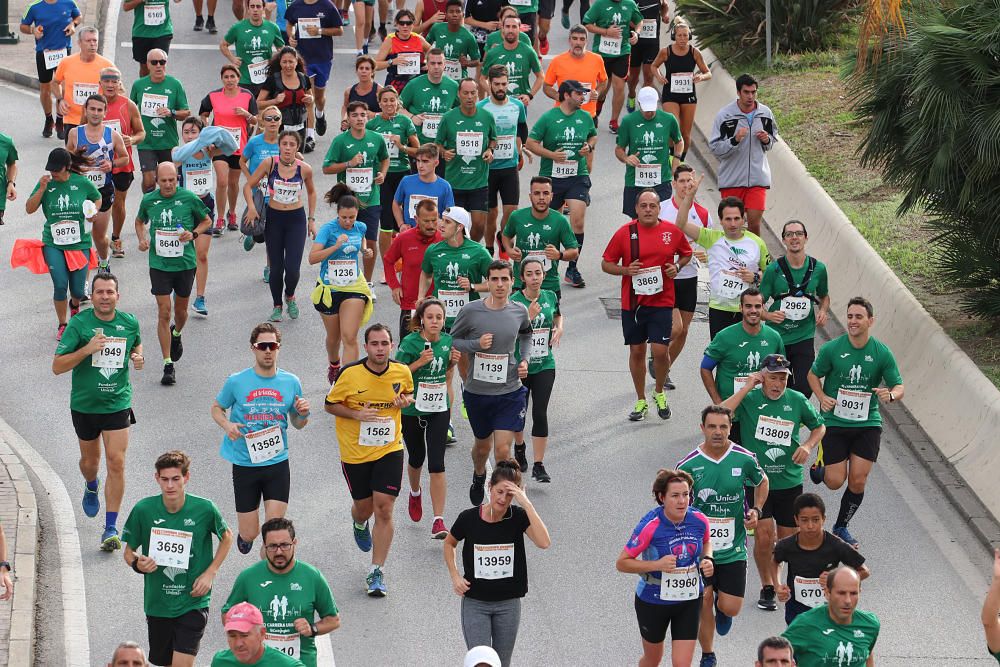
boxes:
[450,298,532,396]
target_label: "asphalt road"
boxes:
[0,6,993,665]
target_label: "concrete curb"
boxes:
[688,46,1000,548]
[0,437,38,667]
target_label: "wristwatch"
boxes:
[0,561,10,572]
[310,623,319,636]
[131,557,143,573]
[191,231,199,239]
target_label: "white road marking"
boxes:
[317,632,337,666]
[105,0,122,65]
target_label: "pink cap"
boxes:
[223,602,264,633]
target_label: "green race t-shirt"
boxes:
[437,106,497,190]
[211,646,305,667]
[130,75,189,151]
[480,41,541,97]
[782,605,880,667]
[616,109,681,187]
[677,444,765,564]
[137,187,211,271]
[704,322,786,400]
[33,173,101,251]
[399,75,459,145]
[420,238,493,327]
[395,331,454,416]
[426,23,480,81]
[122,493,229,618]
[811,334,902,429]
[503,207,577,292]
[734,386,823,490]
[760,256,829,345]
[366,113,417,173]
[322,129,390,208]
[529,107,597,178]
[0,133,19,212]
[484,30,531,53]
[55,309,142,414]
[582,0,643,57]
[130,0,174,38]
[223,19,285,86]
[222,560,338,667]
[511,289,558,373]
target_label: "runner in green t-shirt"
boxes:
[807,296,903,548]
[395,300,461,538]
[53,273,143,553]
[418,207,492,329]
[502,176,579,293]
[583,0,643,131]
[0,132,18,222]
[135,162,213,387]
[222,518,340,667]
[484,22,532,52]
[760,220,830,397]
[399,52,460,146]
[221,0,285,90]
[126,0,175,74]
[426,2,481,83]
[123,451,232,667]
[510,257,562,483]
[479,15,543,102]
[129,57,191,192]
[213,601,306,666]
[614,92,682,217]
[677,404,768,665]
[782,566,880,667]
[722,354,824,613]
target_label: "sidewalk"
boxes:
[0,432,39,666]
[0,0,106,88]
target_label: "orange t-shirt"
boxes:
[543,51,608,116]
[54,53,115,125]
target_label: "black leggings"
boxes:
[522,368,555,438]
[784,338,816,398]
[402,411,450,473]
[265,207,307,307]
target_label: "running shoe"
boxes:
[353,519,372,552]
[269,306,283,322]
[560,10,569,28]
[70,300,80,318]
[366,567,386,597]
[111,237,125,258]
[192,295,208,316]
[609,119,619,134]
[362,42,369,55]
[286,297,299,319]
[57,323,67,341]
[833,525,859,549]
[378,23,388,40]
[539,35,549,55]
[446,423,457,444]
[206,16,217,33]
[161,362,176,385]
[699,653,717,667]
[304,135,316,153]
[469,472,487,506]
[531,462,551,483]
[809,442,825,484]
[626,96,636,112]
[97,259,111,275]
[194,14,204,30]
[628,399,648,422]
[563,266,586,288]
[715,605,733,636]
[243,234,255,251]
[169,324,183,361]
[757,585,777,611]
[100,527,122,552]
[460,401,468,419]
[211,219,224,238]
[316,114,327,136]
[340,7,350,25]
[263,266,270,283]
[665,373,676,390]
[327,362,341,385]
[408,491,422,522]
[227,211,238,231]
[236,533,253,554]
[43,115,54,138]
[368,282,377,303]
[653,391,671,420]
[514,444,528,472]
[82,481,100,517]
[431,517,448,539]
[56,116,65,140]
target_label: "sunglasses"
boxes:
[100,76,120,81]
[396,20,413,25]
[253,341,280,351]
[262,115,282,121]
[148,59,167,66]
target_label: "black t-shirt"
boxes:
[465,0,509,43]
[773,531,866,594]
[450,504,531,601]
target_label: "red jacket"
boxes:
[383,226,443,309]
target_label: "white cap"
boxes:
[443,206,472,236]
[464,646,502,667]
[637,86,659,112]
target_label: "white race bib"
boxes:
[396,52,420,75]
[707,516,734,551]
[148,527,192,569]
[732,375,749,394]
[327,258,358,287]
[598,35,622,55]
[244,424,285,464]
[359,418,396,446]
[73,82,100,107]
[381,133,399,158]
[83,169,107,186]
[639,18,657,39]
[421,114,441,138]
[51,219,82,245]
[456,131,483,157]
[780,296,811,321]
[92,337,127,369]
[794,576,825,608]
[415,381,447,413]
[220,125,242,145]
[551,161,578,178]
[43,49,66,70]
[631,266,663,295]
[297,17,321,38]
[529,328,550,360]
[144,3,166,25]
[155,228,184,257]
[104,119,123,135]
[186,168,214,197]
[473,543,514,579]
[717,269,748,300]
[265,634,301,659]
[408,194,437,220]
[438,289,468,319]
[494,134,515,160]
[659,565,700,602]
[272,178,301,205]
[346,167,373,193]
[443,59,462,81]
[140,93,169,117]
[473,352,507,383]
[248,60,269,85]
[524,249,551,272]
[755,415,793,447]
[508,0,530,6]
[635,163,662,187]
[834,388,871,422]
[671,72,694,94]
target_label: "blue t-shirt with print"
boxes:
[22,0,80,52]
[315,219,367,285]
[216,368,303,467]
[477,97,526,171]
[392,174,455,228]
